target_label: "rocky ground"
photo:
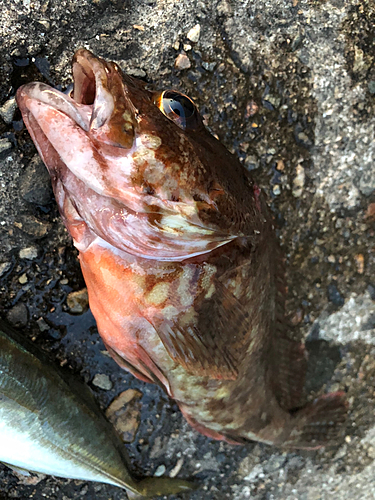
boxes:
[0,0,375,499]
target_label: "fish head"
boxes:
[17,49,265,260]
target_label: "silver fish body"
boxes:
[0,320,193,497]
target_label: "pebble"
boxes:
[266,94,281,108]
[175,53,191,70]
[92,373,112,390]
[36,19,50,31]
[0,262,11,277]
[0,97,17,124]
[67,288,89,314]
[154,465,166,477]
[292,164,305,197]
[37,317,49,332]
[354,253,365,274]
[18,273,28,284]
[217,0,232,15]
[276,159,285,171]
[272,185,281,196]
[187,24,200,43]
[127,68,146,78]
[297,131,312,147]
[105,389,142,443]
[6,302,28,327]
[20,156,52,206]
[202,61,216,71]
[244,154,259,171]
[0,138,12,155]
[19,246,38,260]
[170,458,184,478]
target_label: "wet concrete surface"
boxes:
[0,0,375,498]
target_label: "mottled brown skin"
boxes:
[16,49,347,449]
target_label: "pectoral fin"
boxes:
[154,279,253,380]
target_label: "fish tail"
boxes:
[283,391,348,449]
[126,476,198,498]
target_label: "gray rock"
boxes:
[92,374,113,391]
[36,317,49,332]
[19,156,52,206]
[6,302,28,327]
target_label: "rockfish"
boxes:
[16,49,347,448]
[0,320,193,497]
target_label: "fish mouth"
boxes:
[71,50,98,106]
[16,49,126,142]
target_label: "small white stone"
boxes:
[19,273,28,284]
[92,373,113,390]
[154,465,166,477]
[19,246,38,260]
[187,24,200,43]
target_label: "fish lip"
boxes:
[16,81,91,131]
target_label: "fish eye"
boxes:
[154,90,201,130]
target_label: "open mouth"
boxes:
[71,49,116,131]
[72,50,98,106]
[16,49,117,136]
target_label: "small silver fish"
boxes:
[0,319,194,497]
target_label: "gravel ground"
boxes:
[0,0,375,499]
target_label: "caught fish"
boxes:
[16,49,347,449]
[0,319,194,497]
